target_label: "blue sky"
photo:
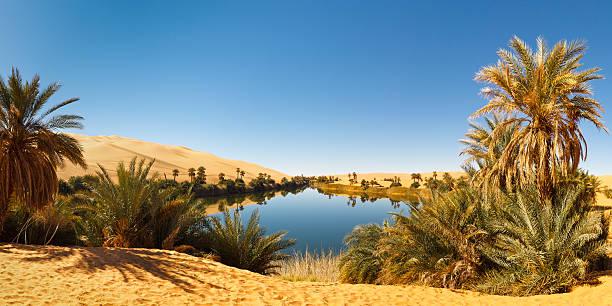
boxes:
[2,1,612,175]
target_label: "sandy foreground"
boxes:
[0,243,610,306]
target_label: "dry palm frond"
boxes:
[471,37,607,198]
[459,115,519,192]
[0,68,85,230]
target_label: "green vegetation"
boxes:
[0,66,308,276]
[471,36,607,198]
[336,36,611,296]
[80,158,203,248]
[339,223,386,284]
[339,178,609,295]
[196,166,206,183]
[378,187,487,288]
[1,155,304,275]
[1,36,611,296]
[313,183,421,202]
[476,184,609,295]
[194,209,296,275]
[0,68,86,231]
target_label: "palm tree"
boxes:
[0,68,86,231]
[218,172,225,183]
[459,115,520,191]
[87,158,157,247]
[432,171,437,180]
[477,184,608,295]
[472,36,607,198]
[83,158,200,248]
[339,223,386,284]
[240,170,245,179]
[197,166,206,183]
[352,172,357,181]
[172,169,179,181]
[442,172,454,190]
[188,167,196,182]
[379,187,485,288]
[201,209,296,275]
[411,173,419,183]
[235,167,241,179]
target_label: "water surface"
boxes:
[211,188,409,252]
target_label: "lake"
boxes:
[210,188,409,252]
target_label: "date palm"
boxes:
[188,167,196,182]
[197,166,206,182]
[84,158,201,248]
[0,68,86,231]
[459,115,520,191]
[201,209,296,275]
[472,36,607,198]
[172,169,179,181]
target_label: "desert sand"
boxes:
[57,133,288,183]
[0,243,610,305]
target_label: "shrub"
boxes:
[377,187,487,289]
[78,157,202,249]
[68,176,88,192]
[339,223,386,284]
[365,178,610,296]
[200,209,295,275]
[476,185,610,296]
[1,197,79,246]
[277,249,340,282]
[58,179,74,195]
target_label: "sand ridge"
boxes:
[57,133,288,183]
[0,243,610,305]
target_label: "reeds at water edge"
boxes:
[275,248,341,283]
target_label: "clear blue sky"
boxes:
[2,1,612,175]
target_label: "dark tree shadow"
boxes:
[0,243,227,292]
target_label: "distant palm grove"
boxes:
[0,36,610,296]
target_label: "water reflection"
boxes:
[207,188,410,252]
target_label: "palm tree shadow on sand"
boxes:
[0,243,227,293]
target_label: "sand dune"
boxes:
[57,133,288,183]
[0,243,610,305]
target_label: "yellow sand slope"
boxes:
[0,243,610,305]
[57,133,288,183]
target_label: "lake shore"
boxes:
[1,243,610,305]
[313,182,422,202]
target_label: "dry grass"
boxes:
[275,249,341,283]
